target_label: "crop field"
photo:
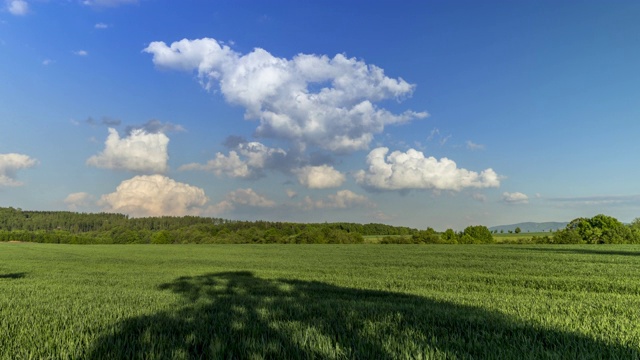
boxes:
[1,243,640,359]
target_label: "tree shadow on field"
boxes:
[0,272,26,279]
[87,271,638,359]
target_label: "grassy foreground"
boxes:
[1,243,640,359]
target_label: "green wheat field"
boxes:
[1,243,640,359]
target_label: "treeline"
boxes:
[0,207,414,244]
[2,207,639,245]
[504,214,640,245]
[380,226,495,244]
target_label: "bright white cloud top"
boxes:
[99,175,209,217]
[355,147,500,192]
[0,153,37,187]
[144,38,427,152]
[294,165,345,189]
[87,128,169,173]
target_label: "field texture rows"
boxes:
[1,243,640,359]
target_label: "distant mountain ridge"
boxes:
[489,222,568,233]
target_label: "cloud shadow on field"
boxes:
[87,271,638,359]
[0,272,26,279]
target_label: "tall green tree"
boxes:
[461,225,494,244]
[441,229,458,244]
[555,214,635,244]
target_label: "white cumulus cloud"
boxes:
[502,192,529,204]
[64,192,95,211]
[6,0,28,15]
[302,189,372,210]
[87,128,169,173]
[180,141,286,179]
[144,38,426,152]
[73,50,88,56]
[99,175,209,217]
[294,165,345,189]
[354,147,500,191]
[0,153,37,186]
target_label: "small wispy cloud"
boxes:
[427,128,451,146]
[207,188,276,216]
[466,140,485,151]
[73,50,89,56]
[6,0,28,16]
[285,189,297,199]
[94,23,109,29]
[126,119,185,135]
[502,192,529,204]
[301,190,374,210]
[85,116,121,127]
[370,210,393,221]
[82,0,137,7]
[42,59,53,66]
[472,193,487,202]
[548,194,640,207]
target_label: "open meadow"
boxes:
[1,242,640,359]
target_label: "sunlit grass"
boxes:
[1,243,639,358]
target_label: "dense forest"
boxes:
[0,207,414,244]
[1,207,639,245]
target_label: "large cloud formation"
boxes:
[87,128,169,173]
[99,175,208,217]
[144,38,426,152]
[0,153,37,186]
[355,147,500,191]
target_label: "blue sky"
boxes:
[1,0,640,230]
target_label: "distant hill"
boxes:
[489,222,568,233]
